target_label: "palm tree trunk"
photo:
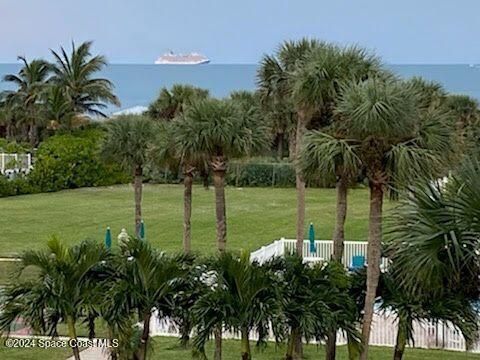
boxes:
[212,156,227,252]
[294,332,303,360]
[183,167,194,253]
[325,332,337,360]
[214,325,222,360]
[360,182,384,360]
[393,316,409,360]
[295,112,307,256]
[332,175,348,261]
[66,315,81,360]
[327,176,349,359]
[134,165,143,237]
[136,312,151,360]
[241,327,251,360]
[286,327,300,360]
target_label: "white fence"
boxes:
[149,311,480,353]
[0,153,32,176]
[250,238,389,269]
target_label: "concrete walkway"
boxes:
[66,346,109,360]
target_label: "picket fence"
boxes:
[0,153,32,176]
[249,238,390,270]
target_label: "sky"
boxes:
[0,0,479,64]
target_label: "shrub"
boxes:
[27,129,129,193]
[226,161,296,187]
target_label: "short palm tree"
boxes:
[2,56,50,145]
[106,237,189,360]
[192,253,277,360]
[336,78,454,360]
[0,238,110,360]
[102,115,154,236]
[50,41,120,117]
[177,98,268,251]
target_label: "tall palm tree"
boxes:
[177,98,268,252]
[149,84,210,253]
[50,41,120,117]
[106,237,189,360]
[258,39,323,255]
[193,253,277,360]
[335,78,454,360]
[0,238,110,360]
[102,115,154,236]
[2,56,50,145]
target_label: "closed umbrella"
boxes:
[140,220,145,240]
[105,227,112,249]
[309,222,316,254]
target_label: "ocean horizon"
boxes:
[2,63,480,114]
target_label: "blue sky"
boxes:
[0,0,478,64]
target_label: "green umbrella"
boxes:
[309,222,316,253]
[139,220,145,240]
[105,227,112,249]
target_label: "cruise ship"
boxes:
[154,51,210,65]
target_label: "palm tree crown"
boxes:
[50,41,120,117]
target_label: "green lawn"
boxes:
[0,184,379,257]
[1,337,479,360]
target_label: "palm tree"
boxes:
[106,237,189,360]
[2,56,50,145]
[148,84,210,253]
[50,41,120,117]
[0,238,110,360]
[193,253,277,360]
[177,98,269,252]
[102,115,154,236]
[258,39,324,256]
[42,85,76,130]
[335,78,454,360]
[147,84,209,120]
[265,256,359,360]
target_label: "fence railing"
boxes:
[250,238,389,269]
[0,153,32,176]
[149,311,480,353]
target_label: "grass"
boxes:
[2,337,479,360]
[0,341,72,360]
[0,184,380,257]
[149,338,480,360]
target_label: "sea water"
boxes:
[1,64,480,114]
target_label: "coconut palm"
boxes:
[2,56,50,145]
[192,253,278,360]
[0,238,110,360]
[50,41,120,117]
[106,237,189,360]
[177,98,269,251]
[335,78,454,360]
[102,115,154,236]
[147,84,209,121]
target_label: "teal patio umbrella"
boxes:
[139,220,145,240]
[105,227,112,249]
[309,222,316,253]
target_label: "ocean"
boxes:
[1,64,480,114]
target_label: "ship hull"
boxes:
[154,59,210,65]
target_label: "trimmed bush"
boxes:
[226,161,296,187]
[27,129,129,193]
